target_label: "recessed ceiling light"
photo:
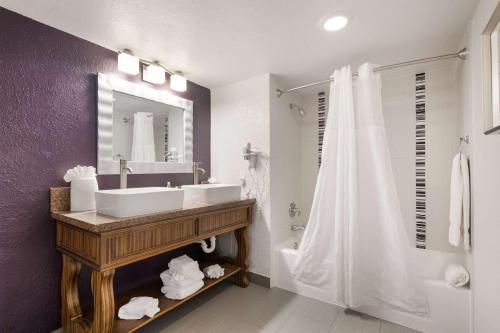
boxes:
[323,16,348,31]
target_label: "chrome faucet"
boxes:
[291,225,306,231]
[193,162,206,185]
[289,202,301,217]
[119,159,133,189]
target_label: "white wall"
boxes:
[457,0,500,331]
[211,74,271,277]
[382,64,460,252]
[269,76,304,283]
[299,93,322,220]
[211,74,304,280]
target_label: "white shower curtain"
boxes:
[131,112,156,162]
[294,64,428,315]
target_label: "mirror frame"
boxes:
[482,1,500,134]
[97,73,194,174]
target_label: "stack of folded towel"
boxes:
[118,297,160,320]
[160,255,205,300]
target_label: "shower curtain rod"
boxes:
[276,48,468,97]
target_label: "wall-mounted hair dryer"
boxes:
[242,142,260,168]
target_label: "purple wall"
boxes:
[0,8,210,332]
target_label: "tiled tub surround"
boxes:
[51,188,255,333]
[0,7,210,332]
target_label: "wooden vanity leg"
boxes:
[235,226,249,287]
[90,269,115,333]
[61,254,83,331]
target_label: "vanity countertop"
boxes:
[52,198,256,233]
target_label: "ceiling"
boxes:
[0,0,478,90]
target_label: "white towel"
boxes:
[118,297,160,320]
[444,263,470,288]
[163,280,204,300]
[449,153,471,250]
[160,269,205,288]
[168,255,200,273]
[203,264,225,279]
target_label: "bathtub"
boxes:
[272,238,471,333]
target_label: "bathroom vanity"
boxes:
[50,187,255,333]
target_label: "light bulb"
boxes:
[117,51,139,75]
[323,16,349,31]
[143,63,166,84]
[170,73,187,92]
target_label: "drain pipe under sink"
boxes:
[197,236,216,253]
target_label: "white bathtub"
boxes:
[272,238,471,333]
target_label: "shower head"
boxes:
[290,103,306,117]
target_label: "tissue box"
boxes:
[71,178,98,211]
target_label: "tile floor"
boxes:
[138,282,423,333]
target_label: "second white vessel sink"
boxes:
[95,187,184,218]
[182,184,241,204]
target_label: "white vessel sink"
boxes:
[182,184,241,204]
[95,187,184,218]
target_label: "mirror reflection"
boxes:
[112,92,185,163]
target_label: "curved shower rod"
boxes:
[276,48,468,97]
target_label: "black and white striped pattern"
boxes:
[164,116,169,161]
[415,72,427,249]
[318,92,326,167]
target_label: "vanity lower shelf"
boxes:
[111,263,241,333]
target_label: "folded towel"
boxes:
[203,264,225,279]
[449,153,471,250]
[118,297,160,320]
[444,263,470,288]
[160,267,205,285]
[161,272,204,289]
[168,255,200,273]
[164,280,204,300]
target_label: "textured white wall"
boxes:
[457,0,500,331]
[211,74,272,277]
[269,76,304,284]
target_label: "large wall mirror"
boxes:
[97,73,193,174]
[482,1,500,134]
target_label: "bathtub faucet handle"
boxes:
[289,202,301,218]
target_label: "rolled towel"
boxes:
[444,263,470,288]
[160,267,204,285]
[203,264,225,279]
[118,297,160,320]
[168,255,200,273]
[163,280,204,300]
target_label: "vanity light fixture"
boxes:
[170,72,187,92]
[118,49,188,91]
[323,15,349,31]
[117,50,140,75]
[143,62,166,84]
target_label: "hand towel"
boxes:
[161,270,205,289]
[168,255,200,273]
[449,153,471,249]
[118,297,160,320]
[203,264,225,279]
[160,267,204,285]
[163,280,204,300]
[460,154,470,250]
[444,263,470,288]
